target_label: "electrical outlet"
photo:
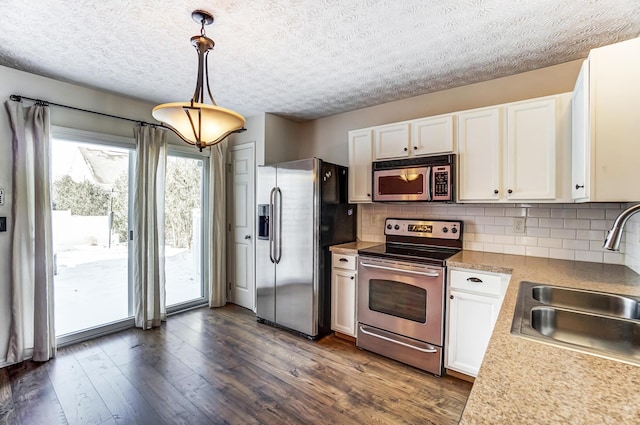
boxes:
[513,217,526,234]
[0,217,6,232]
[0,188,4,205]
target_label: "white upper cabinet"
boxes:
[506,98,557,200]
[457,94,571,203]
[411,115,455,156]
[572,37,640,202]
[371,115,456,160]
[348,129,373,203]
[457,107,503,201]
[373,123,411,159]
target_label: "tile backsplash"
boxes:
[358,203,632,266]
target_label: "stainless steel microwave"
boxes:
[372,154,455,202]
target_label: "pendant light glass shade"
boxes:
[152,102,245,148]
[152,10,246,151]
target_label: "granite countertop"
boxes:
[449,251,640,424]
[329,241,380,255]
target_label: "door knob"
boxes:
[244,235,251,240]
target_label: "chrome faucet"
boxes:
[603,203,640,251]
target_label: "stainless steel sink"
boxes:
[532,285,640,319]
[511,281,640,365]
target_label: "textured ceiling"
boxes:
[1,1,639,122]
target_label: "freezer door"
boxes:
[256,165,277,322]
[274,159,318,336]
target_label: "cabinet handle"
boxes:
[339,258,348,262]
[575,184,584,190]
[350,276,355,280]
[367,193,371,197]
[507,189,513,194]
[413,146,418,150]
[450,295,454,299]
[493,189,499,194]
[467,277,483,283]
[403,147,408,152]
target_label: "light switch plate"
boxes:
[0,188,4,205]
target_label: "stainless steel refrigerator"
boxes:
[256,158,356,339]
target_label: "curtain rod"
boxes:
[9,94,164,128]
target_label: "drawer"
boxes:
[449,269,502,297]
[332,253,357,271]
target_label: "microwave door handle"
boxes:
[426,166,432,201]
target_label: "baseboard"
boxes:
[333,332,356,343]
[445,368,475,383]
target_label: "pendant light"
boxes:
[153,10,246,151]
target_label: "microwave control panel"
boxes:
[431,165,451,201]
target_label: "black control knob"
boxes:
[394,224,400,230]
[442,227,449,233]
[451,227,458,234]
[387,224,392,230]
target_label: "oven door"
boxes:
[372,166,430,202]
[357,256,444,345]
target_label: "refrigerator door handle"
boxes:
[269,187,277,263]
[275,187,283,264]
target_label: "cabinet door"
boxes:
[348,129,373,203]
[331,269,357,336]
[572,61,590,200]
[447,290,501,377]
[411,115,454,156]
[373,123,410,160]
[457,108,502,201]
[506,99,556,200]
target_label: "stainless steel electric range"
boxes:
[357,218,463,376]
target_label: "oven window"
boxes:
[369,279,427,323]
[378,174,424,195]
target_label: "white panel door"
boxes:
[447,290,501,377]
[457,108,503,201]
[373,123,410,159]
[572,61,590,200]
[347,129,373,203]
[331,268,357,336]
[506,99,556,200]
[411,115,454,156]
[228,143,255,310]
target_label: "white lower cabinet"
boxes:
[446,268,510,377]
[331,253,357,337]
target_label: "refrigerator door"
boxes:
[256,165,277,322]
[274,158,319,336]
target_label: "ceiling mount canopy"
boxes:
[152,10,246,151]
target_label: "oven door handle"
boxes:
[359,325,438,353]
[359,262,440,277]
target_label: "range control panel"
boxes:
[384,218,462,240]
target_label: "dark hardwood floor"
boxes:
[0,305,472,425]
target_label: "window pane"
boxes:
[51,140,131,336]
[165,156,204,306]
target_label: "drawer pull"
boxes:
[339,258,349,262]
[467,277,483,283]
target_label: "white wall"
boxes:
[0,64,162,365]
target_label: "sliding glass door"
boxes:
[51,136,133,338]
[164,153,207,308]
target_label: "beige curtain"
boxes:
[133,125,168,329]
[5,100,56,362]
[208,140,228,307]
